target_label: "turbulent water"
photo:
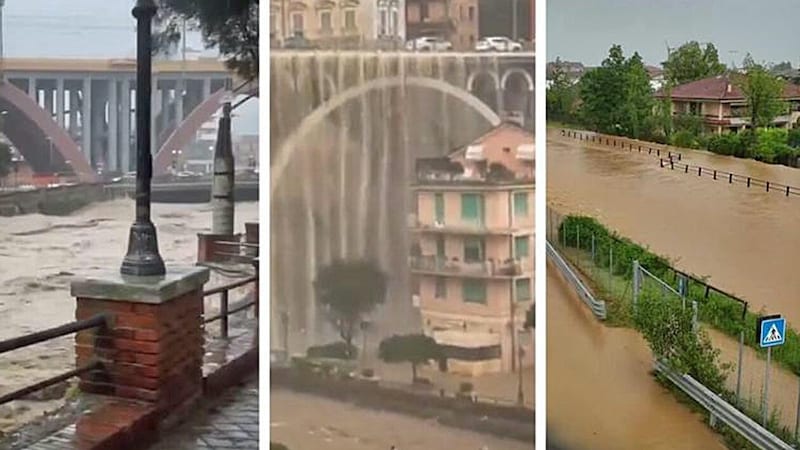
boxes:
[0,199,258,432]
[271,389,531,450]
[547,128,800,441]
[270,52,532,349]
[547,266,725,449]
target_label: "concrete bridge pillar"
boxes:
[108,79,119,172]
[496,88,505,115]
[81,77,92,160]
[175,78,184,124]
[26,77,35,100]
[44,84,54,121]
[56,78,65,128]
[161,85,170,134]
[91,80,106,168]
[69,86,79,137]
[121,79,132,172]
[202,77,211,100]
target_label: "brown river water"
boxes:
[0,199,258,432]
[547,128,800,444]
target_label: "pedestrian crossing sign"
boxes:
[758,316,786,348]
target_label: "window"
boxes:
[345,10,356,29]
[320,11,332,32]
[435,277,447,299]
[461,193,484,224]
[391,9,398,35]
[434,193,444,223]
[420,2,429,20]
[514,236,530,259]
[460,5,464,19]
[291,13,304,37]
[463,279,487,303]
[514,192,529,217]
[463,237,485,262]
[379,10,387,35]
[516,278,531,301]
[468,6,475,20]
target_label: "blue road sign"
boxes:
[759,316,786,348]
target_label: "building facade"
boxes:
[405,0,478,50]
[270,0,405,49]
[656,75,800,134]
[410,123,534,376]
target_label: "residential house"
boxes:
[406,0,479,51]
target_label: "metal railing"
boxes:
[654,360,794,450]
[658,158,800,197]
[409,255,528,277]
[546,239,607,320]
[560,129,683,161]
[0,313,110,406]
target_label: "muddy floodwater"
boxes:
[547,266,725,450]
[270,389,531,450]
[0,199,258,432]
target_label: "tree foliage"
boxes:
[578,45,654,139]
[314,260,387,357]
[155,0,258,80]
[378,334,442,381]
[738,62,788,128]
[546,57,578,122]
[662,41,726,85]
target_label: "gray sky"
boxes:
[3,0,258,134]
[547,0,800,68]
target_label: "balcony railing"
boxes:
[409,255,529,277]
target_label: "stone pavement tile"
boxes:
[148,378,258,450]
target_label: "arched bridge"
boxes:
[1,58,240,181]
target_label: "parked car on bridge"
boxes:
[405,36,453,52]
[475,36,523,52]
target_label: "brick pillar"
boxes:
[71,267,210,417]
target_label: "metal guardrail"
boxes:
[203,236,260,339]
[654,359,794,450]
[0,313,110,406]
[658,157,800,197]
[546,239,607,320]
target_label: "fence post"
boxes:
[794,376,800,442]
[591,233,596,263]
[678,275,686,310]
[220,290,229,339]
[632,259,640,308]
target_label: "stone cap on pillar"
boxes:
[70,266,210,304]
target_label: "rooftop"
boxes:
[656,74,800,101]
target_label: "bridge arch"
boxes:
[501,68,534,91]
[0,82,95,182]
[272,76,501,194]
[466,70,500,92]
[153,88,226,175]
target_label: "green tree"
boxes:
[546,57,578,122]
[155,0,258,80]
[0,142,12,181]
[378,334,442,381]
[314,260,387,358]
[579,45,654,138]
[738,62,788,129]
[662,41,726,85]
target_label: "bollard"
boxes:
[766,181,770,192]
[747,177,751,187]
[670,160,674,170]
[684,164,688,173]
[713,170,717,180]
[698,166,702,176]
[729,173,733,184]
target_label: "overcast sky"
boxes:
[3,0,258,134]
[547,0,800,68]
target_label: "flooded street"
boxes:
[547,265,725,449]
[270,389,530,450]
[0,199,258,432]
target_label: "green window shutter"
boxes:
[463,279,487,303]
[461,193,483,223]
[516,278,531,302]
[514,192,529,217]
[434,193,444,223]
[436,236,446,257]
[463,237,485,262]
[514,236,530,259]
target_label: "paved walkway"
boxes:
[149,378,259,449]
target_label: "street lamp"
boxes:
[120,0,165,277]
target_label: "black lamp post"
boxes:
[121,0,165,276]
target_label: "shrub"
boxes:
[789,127,800,148]
[459,382,474,393]
[671,130,699,149]
[307,342,359,360]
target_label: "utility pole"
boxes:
[211,82,234,236]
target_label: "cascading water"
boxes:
[270,51,513,351]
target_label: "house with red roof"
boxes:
[654,74,800,134]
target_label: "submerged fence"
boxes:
[559,129,683,161]
[658,158,800,198]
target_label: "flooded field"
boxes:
[271,389,530,450]
[547,265,725,450]
[0,199,258,432]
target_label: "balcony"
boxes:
[413,158,534,187]
[407,214,530,236]
[409,255,529,278]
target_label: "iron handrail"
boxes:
[0,360,102,405]
[204,299,256,324]
[659,157,800,197]
[0,313,110,355]
[202,276,258,339]
[203,275,257,296]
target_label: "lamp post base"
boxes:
[121,220,166,276]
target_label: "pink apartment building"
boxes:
[409,122,534,376]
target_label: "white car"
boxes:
[476,36,523,52]
[405,36,453,52]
